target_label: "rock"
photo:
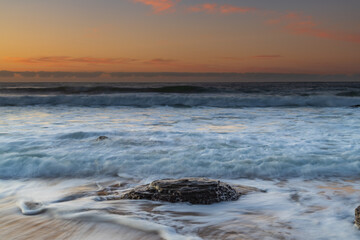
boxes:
[97,178,260,204]
[96,136,109,141]
[18,200,46,215]
[355,206,360,228]
[351,105,360,108]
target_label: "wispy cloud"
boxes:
[187,3,360,44]
[188,4,217,13]
[133,0,177,13]
[0,70,15,77]
[220,5,256,14]
[144,58,178,65]
[69,57,138,64]
[39,72,104,78]
[219,55,282,61]
[0,71,105,78]
[267,12,360,44]
[188,4,255,14]
[1,71,359,82]
[252,55,282,59]
[6,56,139,65]
[130,1,360,44]
[130,0,360,44]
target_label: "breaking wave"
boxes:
[1,133,359,179]
[0,85,210,94]
[0,94,359,108]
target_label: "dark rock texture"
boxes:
[121,178,240,204]
[355,206,360,228]
[96,178,260,204]
[351,105,360,108]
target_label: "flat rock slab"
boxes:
[97,178,262,204]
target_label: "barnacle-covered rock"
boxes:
[100,178,260,204]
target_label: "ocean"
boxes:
[0,81,360,239]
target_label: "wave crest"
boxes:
[0,94,359,108]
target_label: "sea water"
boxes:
[0,82,360,239]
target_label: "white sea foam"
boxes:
[61,212,200,240]
[1,82,360,239]
[0,106,359,179]
[3,178,360,239]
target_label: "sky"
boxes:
[0,0,360,81]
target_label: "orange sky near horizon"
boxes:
[1,0,360,75]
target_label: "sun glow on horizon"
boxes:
[1,0,359,78]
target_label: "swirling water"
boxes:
[0,82,360,239]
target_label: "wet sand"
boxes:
[0,195,162,240]
[1,178,360,240]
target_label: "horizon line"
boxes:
[1,70,359,82]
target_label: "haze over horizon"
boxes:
[1,0,360,81]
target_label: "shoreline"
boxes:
[1,177,360,239]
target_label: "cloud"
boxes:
[17,72,37,78]
[188,4,217,13]
[4,56,181,70]
[144,58,178,65]
[1,71,360,82]
[252,55,282,59]
[130,0,360,44]
[267,12,360,44]
[188,4,255,14]
[69,57,138,64]
[220,5,256,14]
[187,3,360,44]
[6,56,70,64]
[133,0,177,13]
[0,71,15,77]
[219,55,282,61]
[110,72,238,78]
[6,56,139,65]
[40,72,104,78]
[0,71,104,78]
